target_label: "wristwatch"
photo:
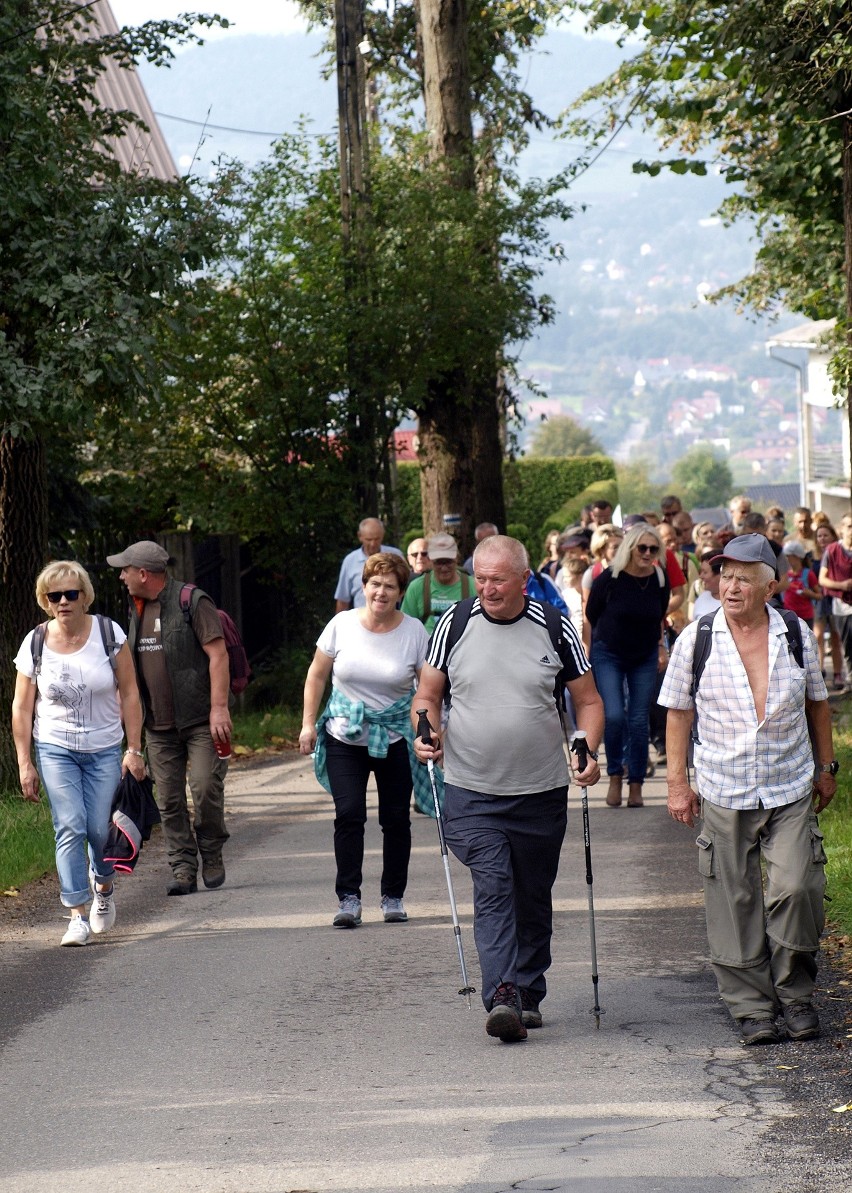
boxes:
[819,760,840,776]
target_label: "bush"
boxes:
[398,455,617,544]
[505,456,617,535]
[548,478,620,532]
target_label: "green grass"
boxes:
[0,793,55,892]
[230,704,302,754]
[824,720,852,938]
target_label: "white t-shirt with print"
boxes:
[317,611,428,746]
[14,618,126,753]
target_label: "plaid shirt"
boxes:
[659,606,827,808]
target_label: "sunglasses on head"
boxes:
[46,590,80,603]
[636,544,660,556]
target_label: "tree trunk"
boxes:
[0,434,48,790]
[844,113,852,517]
[415,0,506,547]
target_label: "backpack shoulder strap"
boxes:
[95,614,120,674]
[179,582,202,626]
[445,595,476,662]
[30,624,47,682]
[460,571,470,599]
[690,612,716,701]
[422,571,432,623]
[539,600,568,711]
[778,608,804,668]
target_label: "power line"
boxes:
[153,110,328,139]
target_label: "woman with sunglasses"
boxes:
[11,561,145,946]
[584,525,670,808]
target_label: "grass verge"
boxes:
[230,705,302,755]
[824,717,852,945]
[0,793,55,893]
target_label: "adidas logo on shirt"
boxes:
[540,655,551,664]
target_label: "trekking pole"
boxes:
[568,727,604,1028]
[415,709,476,1008]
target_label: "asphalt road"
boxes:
[1,750,851,1192]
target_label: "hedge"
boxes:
[396,456,618,546]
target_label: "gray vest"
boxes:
[129,576,213,731]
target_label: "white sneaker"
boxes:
[60,915,91,947]
[381,895,408,923]
[89,885,116,934]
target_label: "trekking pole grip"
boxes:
[415,708,433,746]
[571,730,588,772]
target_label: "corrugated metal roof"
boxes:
[87,1,176,181]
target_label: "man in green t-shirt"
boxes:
[401,533,471,634]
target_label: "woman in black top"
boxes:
[585,524,670,807]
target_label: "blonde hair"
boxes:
[589,524,622,561]
[35,560,95,615]
[611,525,664,579]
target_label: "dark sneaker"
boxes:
[520,987,543,1029]
[167,875,198,896]
[782,1001,820,1041]
[333,894,362,928]
[739,1017,781,1046]
[380,895,408,923]
[202,855,226,889]
[486,982,528,1042]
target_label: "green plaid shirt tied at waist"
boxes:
[313,687,442,817]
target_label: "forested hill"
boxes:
[138,27,797,473]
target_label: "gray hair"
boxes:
[473,534,529,573]
[720,560,776,587]
[611,524,664,579]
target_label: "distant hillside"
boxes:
[136,27,798,474]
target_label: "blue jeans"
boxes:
[591,640,658,784]
[35,742,122,907]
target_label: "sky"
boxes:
[108,1,309,38]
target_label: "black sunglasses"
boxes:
[636,544,660,556]
[46,590,81,603]
[408,551,429,558]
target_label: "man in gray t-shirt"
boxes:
[412,536,603,1043]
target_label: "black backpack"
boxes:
[690,608,804,745]
[441,596,569,711]
[30,614,121,682]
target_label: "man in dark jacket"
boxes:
[107,541,231,895]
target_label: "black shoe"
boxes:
[201,856,226,889]
[520,987,543,1029]
[167,876,198,896]
[782,1001,820,1041]
[739,1017,781,1045]
[486,982,527,1042]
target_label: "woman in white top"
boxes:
[299,553,429,929]
[11,561,145,946]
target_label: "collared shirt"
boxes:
[659,605,827,809]
[333,544,404,608]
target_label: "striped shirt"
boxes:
[427,597,589,795]
[659,606,827,808]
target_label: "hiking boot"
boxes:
[486,982,527,1042]
[333,894,362,928]
[520,987,543,1029]
[627,782,644,808]
[167,875,198,896]
[202,855,226,889]
[89,884,116,934]
[739,1017,781,1046]
[782,1001,820,1041]
[381,895,408,923]
[60,914,91,947]
[606,775,623,807]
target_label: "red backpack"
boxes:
[179,584,251,696]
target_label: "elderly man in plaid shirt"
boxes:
[660,534,837,1046]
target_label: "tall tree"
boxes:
[572,0,852,503]
[0,2,224,787]
[529,415,604,458]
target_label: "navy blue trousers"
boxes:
[443,783,567,1011]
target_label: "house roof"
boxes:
[765,319,836,351]
[88,2,176,181]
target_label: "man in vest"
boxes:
[401,533,472,634]
[107,541,231,896]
